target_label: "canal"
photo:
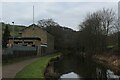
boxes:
[53,54,120,80]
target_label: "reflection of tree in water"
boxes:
[54,54,107,80]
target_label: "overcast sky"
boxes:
[2,2,119,31]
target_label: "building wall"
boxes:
[8,25,54,55]
[22,27,47,44]
[21,26,54,54]
[8,39,41,47]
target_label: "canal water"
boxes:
[53,54,120,80]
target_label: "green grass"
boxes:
[1,22,25,37]
[15,53,61,78]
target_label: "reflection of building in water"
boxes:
[7,24,54,56]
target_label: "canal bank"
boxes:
[93,53,120,74]
[15,52,61,78]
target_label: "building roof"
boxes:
[20,23,54,38]
[9,37,41,40]
[21,24,43,32]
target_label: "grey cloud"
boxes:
[2,2,118,30]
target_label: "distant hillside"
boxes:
[1,22,26,37]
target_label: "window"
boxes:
[24,41,33,44]
[14,41,22,44]
[32,45,35,47]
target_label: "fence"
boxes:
[2,46,37,62]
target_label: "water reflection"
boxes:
[60,72,80,79]
[106,69,120,80]
[54,54,120,80]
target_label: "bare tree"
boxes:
[37,19,59,28]
[114,18,120,50]
[78,8,116,54]
[98,8,116,35]
[79,12,104,54]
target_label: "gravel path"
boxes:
[2,57,39,78]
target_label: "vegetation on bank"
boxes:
[93,53,120,73]
[15,53,61,78]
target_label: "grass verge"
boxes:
[15,52,61,78]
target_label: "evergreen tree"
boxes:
[2,25,10,48]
